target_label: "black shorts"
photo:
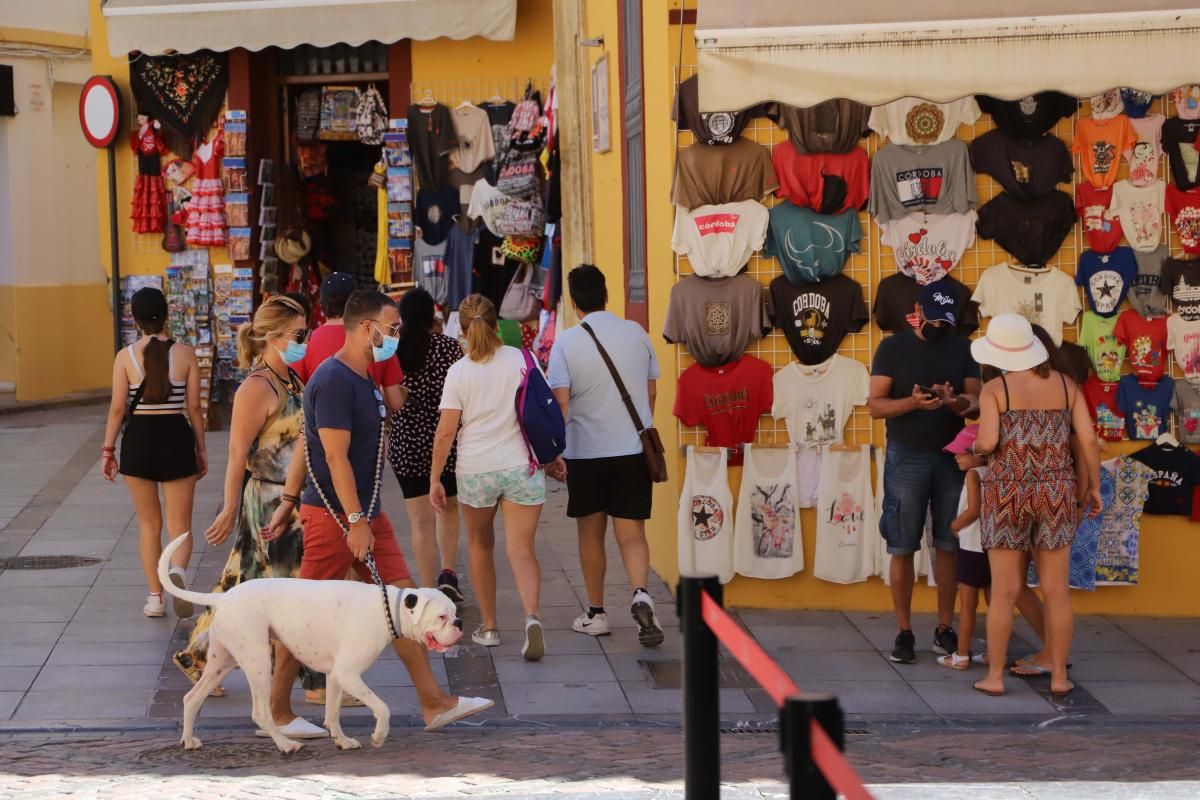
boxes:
[119,414,197,482]
[396,472,458,500]
[566,453,652,520]
[956,549,992,589]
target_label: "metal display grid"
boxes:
[672,65,1186,453]
[408,78,551,109]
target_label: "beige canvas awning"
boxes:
[102,0,517,55]
[695,1,1200,110]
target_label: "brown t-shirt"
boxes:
[766,100,871,155]
[673,75,765,146]
[672,137,779,210]
[663,274,769,368]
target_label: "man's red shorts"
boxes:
[298,504,411,583]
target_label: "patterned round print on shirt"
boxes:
[691,495,726,541]
[1090,89,1123,120]
[904,103,946,145]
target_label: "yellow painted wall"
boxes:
[0,287,16,383]
[411,0,555,85]
[9,284,113,399]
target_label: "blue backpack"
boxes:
[515,349,566,471]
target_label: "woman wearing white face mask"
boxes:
[172,296,329,722]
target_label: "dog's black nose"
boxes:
[453,619,463,631]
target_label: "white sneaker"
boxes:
[572,610,611,636]
[522,616,545,661]
[631,590,664,647]
[254,717,328,739]
[143,593,165,618]
[168,567,194,619]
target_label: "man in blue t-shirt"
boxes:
[266,290,490,736]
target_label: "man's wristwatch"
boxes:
[347,511,366,525]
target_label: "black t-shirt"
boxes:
[873,272,980,336]
[969,130,1074,199]
[976,189,1075,267]
[1131,442,1200,515]
[407,103,458,192]
[471,228,520,309]
[1162,117,1200,191]
[871,329,981,449]
[975,92,1078,140]
[416,185,460,246]
[673,75,765,146]
[1160,256,1200,321]
[768,273,868,365]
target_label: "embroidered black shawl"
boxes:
[130,51,228,155]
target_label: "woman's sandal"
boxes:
[172,652,226,697]
[937,652,972,671]
[972,680,1005,697]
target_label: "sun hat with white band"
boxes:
[970,313,1049,373]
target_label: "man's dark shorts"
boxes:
[566,453,652,520]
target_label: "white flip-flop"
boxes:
[255,717,329,739]
[424,696,494,732]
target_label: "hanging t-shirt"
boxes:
[1114,309,1168,384]
[449,103,497,174]
[1096,455,1154,584]
[671,200,769,279]
[972,263,1081,345]
[1065,466,1111,591]
[1172,85,1200,120]
[1129,245,1171,318]
[1165,184,1200,254]
[868,140,977,224]
[674,355,773,452]
[1076,247,1136,317]
[1109,179,1165,252]
[1122,89,1155,119]
[1117,374,1175,440]
[466,179,511,235]
[1162,117,1200,190]
[678,447,735,584]
[975,190,1075,267]
[1160,256,1200,321]
[872,272,979,335]
[975,92,1077,140]
[1124,114,1165,187]
[813,446,876,585]
[1130,440,1200,515]
[1089,89,1123,121]
[1173,379,1200,444]
[733,445,805,580]
[763,204,862,284]
[768,273,868,365]
[672,137,779,210]
[413,237,448,306]
[878,211,977,285]
[471,227,520,309]
[968,130,1073,199]
[443,222,477,310]
[867,97,980,146]
[415,185,459,246]
[1075,183,1124,254]
[1167,313,1200,385]
[771,141,869,214]
[771,355,868,446]
[1072,115,1137,188]
[663,274,768,368]
[407,103,458,192]
[955,465,988,553]
[766,99,871,155]
[448,165,487,213]
[672,74,765,146]
[1083,376,1126,441]
[1080,311,1126,382]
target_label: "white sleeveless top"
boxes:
[956,466,986,553]
[814,446,876,585]
[126,343,187,414]
[678,446,735,584]
[733,444,804,580]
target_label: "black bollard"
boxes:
[780,693,844,800]
[677,575,722,800]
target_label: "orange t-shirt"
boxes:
[1072,115,1137,188]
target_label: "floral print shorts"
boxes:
[458,465,546,509]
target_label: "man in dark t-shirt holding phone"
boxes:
[869,280,981,666]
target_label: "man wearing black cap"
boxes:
[868,279,981,665]
[295,273,406,412]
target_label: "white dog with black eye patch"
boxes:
[158,533,470,753]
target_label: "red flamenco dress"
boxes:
[186,129,226,247]
[131,120,168,233]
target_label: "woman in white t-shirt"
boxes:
[430,294,555,661]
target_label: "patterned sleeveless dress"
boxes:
[173,368,323,690]
[981,374,1078,552]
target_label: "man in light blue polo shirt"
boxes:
[547,264,664,647]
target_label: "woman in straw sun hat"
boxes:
[969,313,1101,699]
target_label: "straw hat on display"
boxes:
[970,313,1049,373]
[275,229,312,264]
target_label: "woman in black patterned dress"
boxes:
[389,287,466,599]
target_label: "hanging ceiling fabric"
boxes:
[102,0,517,56]
[694,1,1200,111]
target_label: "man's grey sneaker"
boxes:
[572,610,611,636]
[889,629,917,664]
[933,624,959,657]
[631,590,664,647]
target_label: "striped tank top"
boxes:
[127,342,187,414]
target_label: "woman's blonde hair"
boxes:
[458,293,502,363]
[236,295,307,369]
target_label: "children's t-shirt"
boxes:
[1130,440,1200,515]
[1080,311,1126,382]
[671,200,769,279]
[1075,183,1124,254]
[971,263,1081,345]
[763,203,862,284]
[1173,85,1200,119]
[1114,309,1168,384]
[771,355,868,446]
[1072,115,1137,188]
[1129,246,1171,319]
[1160,256,1200,321]
[1163,117,1200,190]
[1117,374,1175,440]
[1173,378,1200,444]
[1165,184,1200,254]
[1083,376,1126,441]
[674,355,774,454]
[867,97,980,146]
[1075,247,1136,316]
[1124,114,1165,187]
[1109,179,1165,252]
[878,211,976,285]
[1167,313,1200,385]
[1089,89,1123,120]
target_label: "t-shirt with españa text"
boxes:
[673,355,774,452]
[768,273,868,365]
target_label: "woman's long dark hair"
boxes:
[137,317,171,404]
[397,287,435,374]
